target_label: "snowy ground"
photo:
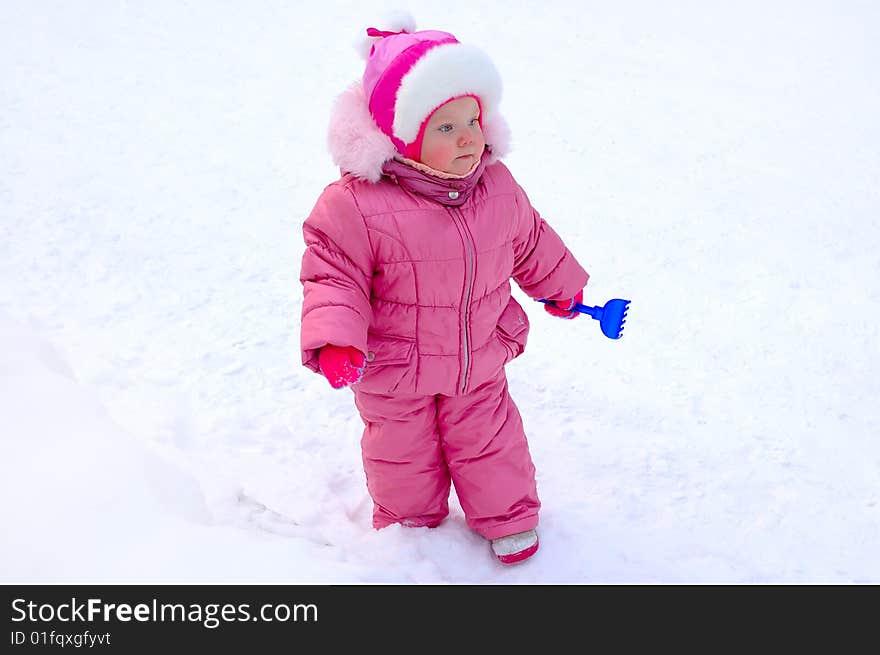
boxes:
[2,1,878,584]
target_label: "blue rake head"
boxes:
[595,298,630,339]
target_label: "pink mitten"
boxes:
[318,345,366,389]
[543,289,584,320]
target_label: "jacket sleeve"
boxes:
[299,182,373,374]
[511,181,590,301]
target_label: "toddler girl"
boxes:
[299,15,589,564]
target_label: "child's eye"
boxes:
[439,124,453,133]
[469,118,480,126]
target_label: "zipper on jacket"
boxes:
[449,207,476,393]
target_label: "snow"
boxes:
[2,1,878,584]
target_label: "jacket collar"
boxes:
[382,150,490,207]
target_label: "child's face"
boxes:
[419,96,485,175]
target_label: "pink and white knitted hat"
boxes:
[357,14,503,160]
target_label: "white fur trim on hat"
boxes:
[392,42,502,144]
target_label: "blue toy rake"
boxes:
[539,298,631,339]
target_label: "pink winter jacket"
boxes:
[300,83,589,397]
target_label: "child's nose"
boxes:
[458,128,475,146]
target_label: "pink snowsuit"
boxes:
[300,149,589,539]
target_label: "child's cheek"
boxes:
[421,139,453,168]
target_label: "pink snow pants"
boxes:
[351,369,540,540]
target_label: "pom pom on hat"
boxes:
[353,10,418,60]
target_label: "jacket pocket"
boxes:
[359,333,417,394]
[364,333,416,367]
[495,298,529,360]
